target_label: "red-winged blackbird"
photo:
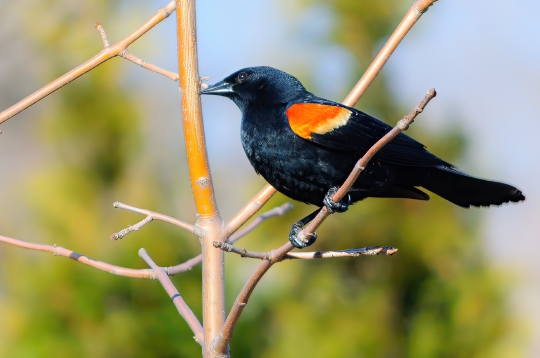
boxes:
[200,66,525,248]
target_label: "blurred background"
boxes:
[0,0,538,356]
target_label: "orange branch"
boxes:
[176,1,226,355]
[342,0,438,107]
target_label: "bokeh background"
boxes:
[0,0,538,357]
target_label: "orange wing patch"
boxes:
[286,103,352,140]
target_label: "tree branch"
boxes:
[285,246,398,259]
[111,215,153,240]
[112,201,196,238]
[213,88,437,354]
[95,23,179,82]
[213,243,398,260]
[0,234,157,278]
[0,0,176,125]
[295,89,436,246]
[176,1,226,355]
[138,248,204,346]
[342,0,438,107]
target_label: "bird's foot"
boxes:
[323,186,351,213]
[289,224,317,249]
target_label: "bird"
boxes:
[200,66,525,248]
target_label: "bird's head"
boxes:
[200,66,309,111]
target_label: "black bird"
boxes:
[200,66,525,248]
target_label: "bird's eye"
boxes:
[237,72,249,83]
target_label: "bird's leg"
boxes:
[289,209,321,249]
[323,186,351,213]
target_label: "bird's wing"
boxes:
[285,100,451,167]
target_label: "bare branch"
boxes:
[213,242,271,260]
[342,0,438,107]
[111,215,153,240]
[295,88,437,246]
[113,201,195,235]
[0,0,176,125]
[138,248,204,345]
[95,22,179,82]
[285,246,398,259]
[120,49,180,81]
[95,22,110,47]
[213,243,397,260]
[176,1,225,352]
[0,234,157,278]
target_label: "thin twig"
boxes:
[111,215,153,240]
[285,246,398,259]
[113,201,195,235]
[0,234,157,278]
[296,88,437,245]
[213,242,271,260]
[121,50,180,81]
[213,243,397,260]
[213,88,437,354]
[0,0,176,125]
[95,22,179,82]
[138,248,204,345]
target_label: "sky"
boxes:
[1,0,539,355]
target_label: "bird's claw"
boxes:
[289,224,317,248]
[323,186,350,213]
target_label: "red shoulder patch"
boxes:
[286,103,352,140]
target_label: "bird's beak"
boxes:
[199,81,234,96]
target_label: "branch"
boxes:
[213,243,398,260]
[176,1,225,353]
[111,215,153,240]
[138,248,204,345]
[0,234,156,279]
[285,246,398,259]
[0,0,176,125]
[112,201,195,238]
[213,88,437,354]
[342,0,438,107]
[296,89,436,246]
[95,23,180,82]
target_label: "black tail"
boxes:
[418,167,525,208]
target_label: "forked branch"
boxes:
[213,242,398,260]
[111,201,196,239]
[96,23,179,82]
